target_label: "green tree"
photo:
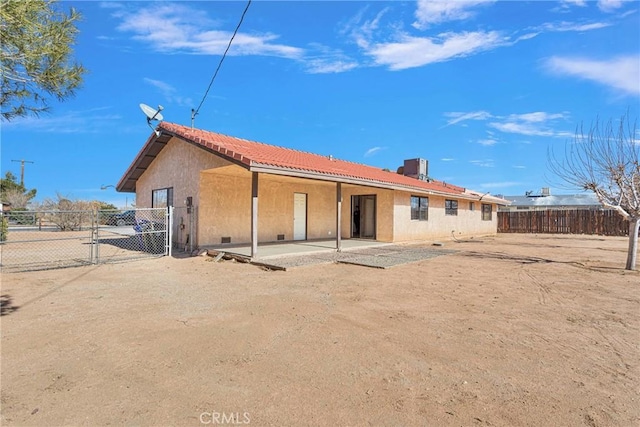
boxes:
[0,0,86,121]
[96,201,118,211]
[0,171,37,208]
[0,215,8,242]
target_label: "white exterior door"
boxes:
[293,193,307,240]
[362,196,376,239]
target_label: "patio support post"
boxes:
[251,172,259,258]
[336,182,342,251]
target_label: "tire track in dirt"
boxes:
[518,267,562,307]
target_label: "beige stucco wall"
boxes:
[340,185,395,242]
[135,137,236,247]
[134,137,498,246]
[392,191,498,241]
[135,137,233,209]
[198,171,340,246]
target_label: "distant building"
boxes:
[499,188,602,212]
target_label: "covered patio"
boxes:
[205,238,390,259]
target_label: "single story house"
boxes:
[117,121,508,257]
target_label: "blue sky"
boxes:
[2,0,639,208]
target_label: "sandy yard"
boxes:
[1,234,638,426]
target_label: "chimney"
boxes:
[402,158,429,181]
[541,187,550,196]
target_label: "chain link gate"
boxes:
[0,208,173,273]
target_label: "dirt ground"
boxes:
[1,234,638,426]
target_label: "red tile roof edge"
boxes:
[155,122,506,202]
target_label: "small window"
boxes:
[482,203,492,221]
[410,196,429,221]
[445,199,458,216]
[469,202,475,211]
[152,187,173,208]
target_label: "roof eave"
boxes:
[249,163,486,200]
[116,130,170,193]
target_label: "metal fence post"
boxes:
[91,209,98,264]
[167,206,173,257]
[188,206,193,254]
[95,209,100,264]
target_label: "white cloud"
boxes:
[143,78,194,107]
[541,21,611,32]
[598,0,635,12]
[112,3,369,74]
[515,32,540,42]
[512,112,567,123]
[364,146,386,157]
[470,159,495,168]
[144,78,174,94]
[413,0,496,29]
[477,138,499,146]
[368,31,507,70]
[512,165,526,169]
[345,2,608,73]
[342,6,391,50]
[446,110,573,138]
[305,60,358,74]
[113,3,303,59]
[515,19,609,43]
[441,158,455,161]
[545,55,640,96]
[1,107,122,134]
[562,0,587,6]
[443,110,493,126]
[488,112,572,137]
[303,44,359,74]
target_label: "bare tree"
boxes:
[1,171,36,208]
[37,193,95,231]
[3,187,33,209]
[549,112,639,270]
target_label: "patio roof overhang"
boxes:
[249,163,509,205]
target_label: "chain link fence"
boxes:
[0,208,172,272]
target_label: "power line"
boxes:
[192,0,252,127]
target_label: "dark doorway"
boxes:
[351,195,376,239]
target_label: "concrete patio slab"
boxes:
[205,239,456,270]
[205,238,391,259]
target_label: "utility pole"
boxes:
[11,159,34,186]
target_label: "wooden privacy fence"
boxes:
[497,210,630,236]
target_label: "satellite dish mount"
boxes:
[139,103,164,136]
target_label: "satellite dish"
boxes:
[139,103,164,136]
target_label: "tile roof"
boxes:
[118,121,507,204]
[159,122,468,194]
